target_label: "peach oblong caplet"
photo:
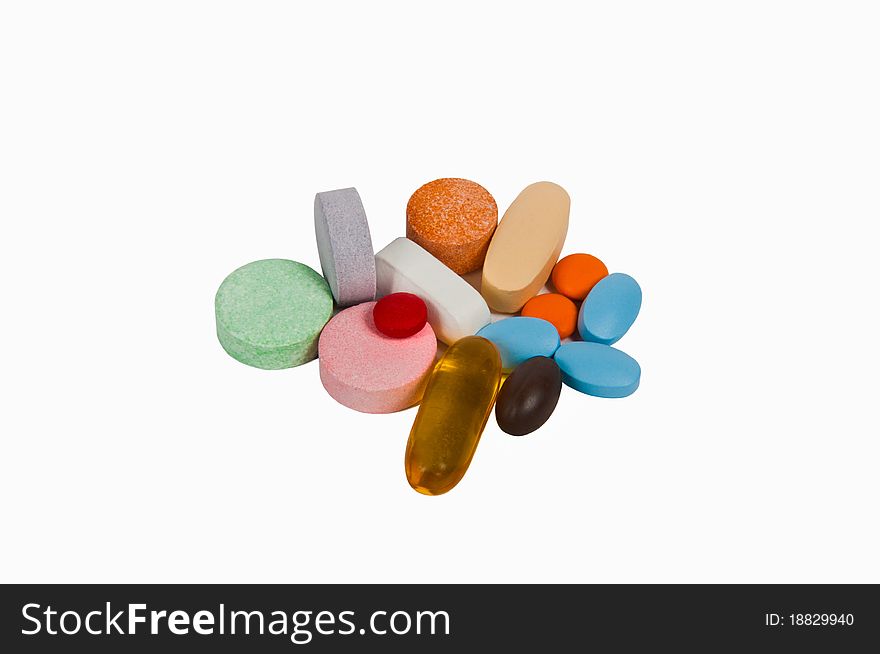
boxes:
[481,181,570,313]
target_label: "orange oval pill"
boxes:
[521,293,578,339]
[551,253,608,301]
[406,178,498,275]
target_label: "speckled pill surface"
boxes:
[482,181,570,313]
[215,259,333,369]
[319,302,437,413]
[314,187,376,306]
[406,178,498,274]
[405,336,501,495]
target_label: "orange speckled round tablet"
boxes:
[551,254,609,301]
[521,293,578,339]
[406,178,497,274]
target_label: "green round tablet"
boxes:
[215,259,333,369]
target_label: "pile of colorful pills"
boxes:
[215,178,642,495]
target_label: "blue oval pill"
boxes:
[476,317,560,371]
[554,341,640,397]
[578,272,642,345]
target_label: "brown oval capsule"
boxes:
[495,356,562,436]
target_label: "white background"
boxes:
[1,1,878,583]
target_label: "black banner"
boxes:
[1,584,876,651]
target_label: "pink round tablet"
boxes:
[318,302,437,413]
[373,292,428,338]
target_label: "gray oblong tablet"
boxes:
[314,187,377,306]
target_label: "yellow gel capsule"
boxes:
[405,336,502,495]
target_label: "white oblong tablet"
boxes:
[314,187,377,306]
[375,237,490,345]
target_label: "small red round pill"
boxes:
[372,293,428,339]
